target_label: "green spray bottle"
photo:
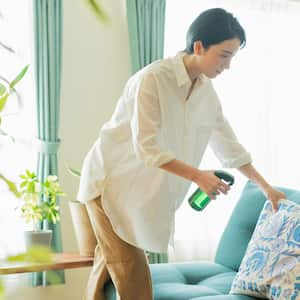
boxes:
[188,170,234,211]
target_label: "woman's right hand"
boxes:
[192,170,231,199]
[159,160,231,199]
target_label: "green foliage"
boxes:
[18,170,65,228]
[0,174,20,198]
[0,93,8,113]
[0,65,29,143]
[0,281,4,300]
[6,245,52,263]
[9,65,29,90]
[66,166,81,177]
[0,84,5,96]
[84,0,109,23]
[0,65,29,114]
[0,246,56,298]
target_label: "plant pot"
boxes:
[24,230,52,250]
[69,200,97,256]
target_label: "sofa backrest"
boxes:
[214,180,300,271]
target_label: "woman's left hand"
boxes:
[263,186,286,212]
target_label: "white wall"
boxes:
[5,0,130,299]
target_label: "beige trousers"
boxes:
[84,196,153,300]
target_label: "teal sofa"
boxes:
[104,181,300,299]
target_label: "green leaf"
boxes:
[0,83,6,96]
[0,93,8,112]
[9,65,29,89]
[0,174,21,197]
[0,127,7,136]
[25,169,33,177]
[6,246,52,263]
[84,0,109,23]
[67,166,81,177]
[0,279,4,299]
[0,40,15,54]
[20,181,27,188]
[0,127,15,142]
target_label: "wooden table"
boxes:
[0,253,94,275]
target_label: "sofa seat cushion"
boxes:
[151,261,238,300]
[104,261,239,300]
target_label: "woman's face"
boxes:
[196,38,241,78]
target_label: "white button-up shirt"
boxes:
[77,52,252,252]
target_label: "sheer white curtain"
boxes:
[165,0,300,262]
[0,0,35,258]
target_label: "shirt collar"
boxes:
[172,51,207,87]
[172,52,191,87]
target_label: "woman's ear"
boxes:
[193,40,204,55]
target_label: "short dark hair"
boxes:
[185,8,246,53]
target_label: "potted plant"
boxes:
[67,167,97,256]
[17,170,65,250]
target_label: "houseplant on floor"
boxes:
[17,170,65,250]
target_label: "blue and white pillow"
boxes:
[230,199,300,299]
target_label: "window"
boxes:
[0,0,35,258]
[165,0,300,261]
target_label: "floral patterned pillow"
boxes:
[230,199,300,299]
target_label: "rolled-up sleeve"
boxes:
[209,103,252,168]
[130,72,176,167]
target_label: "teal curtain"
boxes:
[126,0,166,74]
[33,0,64,286]
[148,252,168,264]
[126,0,168,264]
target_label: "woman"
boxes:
[78,8,285,300]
